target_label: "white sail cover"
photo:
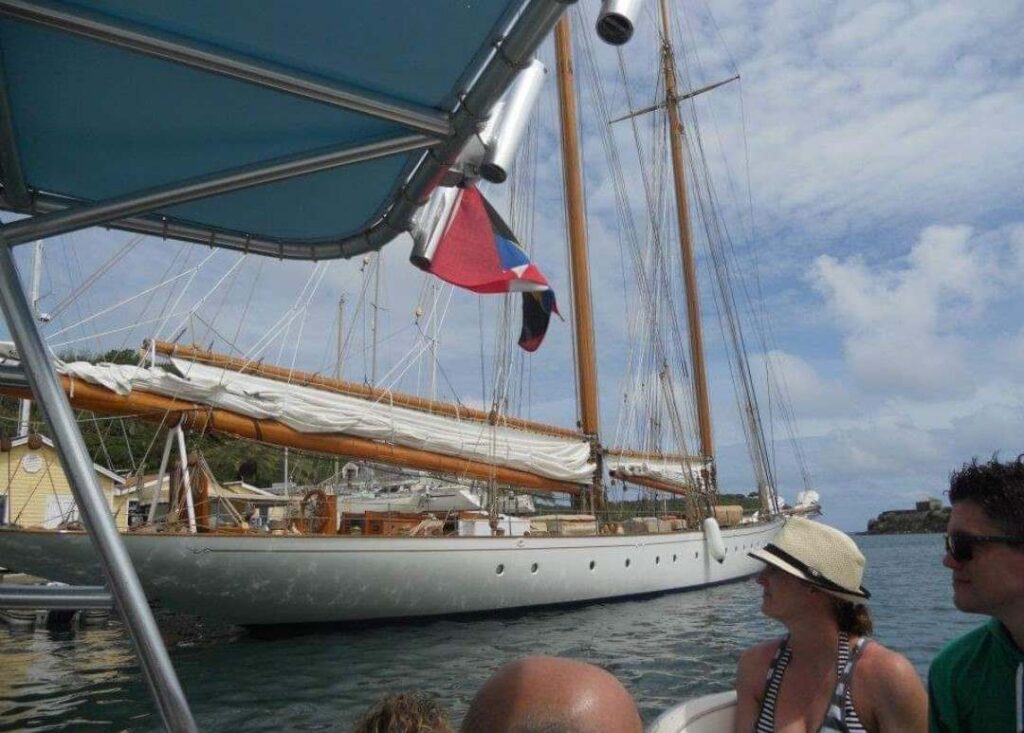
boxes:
[606,454,706,487]
[59,360,595,484]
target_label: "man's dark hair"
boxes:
[948,454,1024,535]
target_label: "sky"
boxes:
[2,0,1022,531]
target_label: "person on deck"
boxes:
[734,516,927,733]
[929,456,1024,733]
[460,656,643,733]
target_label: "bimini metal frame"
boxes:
[0,1,572,729]
[0,0,572,260]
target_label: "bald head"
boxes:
[460,656,643,733]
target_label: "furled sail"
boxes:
[57,359,596,485]
[605,451,709,495]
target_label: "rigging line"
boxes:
[197,252,249,351]
[153,242,201,343]
[47,308,211,349]
[47,250,213,341]
[166,253,248,349]
[61,235,104,358]
[478,298,487,411]
[241,305,305,365]
[690,135,775,491]
[187,312,250,361]
[274,262,325,366]
[229,257,264,357]
[48,233,144,321]
[89,410,115,473]
[128,240,190,352]
[348,322,419,360]
[692,136,779,489]
[376,326,431,390]
[389,279,433,396]
[383,284,454,396]
[286,262,332,382]
[339,255,376,375]
[237,263,324,365]
[606,75,696,468]
[590,33,664,445]
[591,28,697,460]
[670,47,775,492]
[119,418,136,474]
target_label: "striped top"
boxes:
[754,631,869,733]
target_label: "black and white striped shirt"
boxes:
[754,631,869,733]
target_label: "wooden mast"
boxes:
[659,0,715,468]
[554,15,603,508]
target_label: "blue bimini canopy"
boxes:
[0,0,569,259]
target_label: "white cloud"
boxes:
[808,224,1008,398]
[751,349,853,418]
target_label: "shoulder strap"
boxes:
[819,633,870,732]
[755,638,791,732]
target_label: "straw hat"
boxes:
[749,516,871,604]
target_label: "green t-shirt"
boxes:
[928,618,1024,733]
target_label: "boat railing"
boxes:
[0,583,113,610]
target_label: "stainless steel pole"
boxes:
[0,240,198,732]
[148,427,176,525]
[2,134,434,247]
[0,584,113,609]
[16,239,41,435]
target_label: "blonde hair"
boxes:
[350,692,453,733]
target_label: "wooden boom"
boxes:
[148,340,584,441]
[0,379,582,495]
[605,447,705,463]
[608,470,693,498]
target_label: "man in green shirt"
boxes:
[929,456,1024,733]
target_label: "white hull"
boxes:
[648,691,737,733]
[0,518,781,625]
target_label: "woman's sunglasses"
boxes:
[944,532,1024,562]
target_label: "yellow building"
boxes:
[0,434,126,530]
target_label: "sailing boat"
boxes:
[0,2,796,627]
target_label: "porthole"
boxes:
[625,558,631,568]
[530,563,539,574]
[589,560,596,571]
[496,564,505,575]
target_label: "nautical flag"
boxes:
[415,185,559,351]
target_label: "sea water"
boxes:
[0,534,971,731]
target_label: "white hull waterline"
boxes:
[0,518,781,625]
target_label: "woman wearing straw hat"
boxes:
[733,517,927,732]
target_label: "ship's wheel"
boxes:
[300,488,329,534]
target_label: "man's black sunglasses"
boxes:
[944,532,1024,562]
